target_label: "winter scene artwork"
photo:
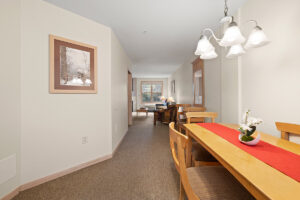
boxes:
[50,35,97,93]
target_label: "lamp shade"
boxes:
[226,44,245,58]
[195,35,214,55]
[167,97,175,103]
[200,48,218,59]
[219,22,245,47]
[244,26,270,49]
[160,96,166,101]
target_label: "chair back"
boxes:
[183,107,207,123]
[186,112,218,124]
[183,107,206,112]
[174,124,201,200]
[169,122,188,174]
[275,122,300,141]
[176,104,191,122]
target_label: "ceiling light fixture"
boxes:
[195,0,270,59]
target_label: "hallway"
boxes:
[13,116,179,200]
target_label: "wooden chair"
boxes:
[183,106,206,112]
[275,122,300,141]
[169,122,254,200]
[169,122,189,200]
[185,112,219,167]
[186,112,217,123]
[178,106,206,132]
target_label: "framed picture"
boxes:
[49,35,97,93]
[171,80,175,94]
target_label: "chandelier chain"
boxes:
[224,0,229,16]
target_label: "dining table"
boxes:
[184,123,300,200]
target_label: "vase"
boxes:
[238,133,260,146]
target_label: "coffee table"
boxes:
[136,108,148,117]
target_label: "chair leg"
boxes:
[179,180,185,200]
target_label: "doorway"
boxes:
[128,71,133,125]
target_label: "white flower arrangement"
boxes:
[239,109,263,142]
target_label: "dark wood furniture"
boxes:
[153,105,176,125]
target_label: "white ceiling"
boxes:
[44,0,247,77]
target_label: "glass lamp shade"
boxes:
[167,97,175,103]
[226,44,245,58]
[200,48,218,59]
[219,22,246,47]
[195,35,214,55]
[160,96,166,101]
[244,26,270,49]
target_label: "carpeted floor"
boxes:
[13,114,180,200]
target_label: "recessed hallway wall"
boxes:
[0,0,132,198]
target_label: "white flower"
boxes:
[240,124,252,131]
[240,110,263,132]
[247,117,263,126]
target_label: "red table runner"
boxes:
[197,123,300,182]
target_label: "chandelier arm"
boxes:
[242,20,258,28]
[202,28,221,41]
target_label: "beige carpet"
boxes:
[13,114,179,200]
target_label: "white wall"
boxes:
[239,0,300,142]
[204,37,222,120]
[168,61,194,104]
[168,55,222,122]
[132,78,137,112]
[111,31,132,150]
[20,0,113,185]
[0,0,21,198]
[212,0,300,142]
[0,0,132,197]
[219,13,241,124]
[135,78,168,109]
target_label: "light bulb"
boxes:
[219,22,245,47]
[195,35,214,55]
[244,26,270,49]
[226,44,245,58]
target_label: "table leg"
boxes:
[185,130,192,168]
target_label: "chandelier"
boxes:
[195,0,270,59]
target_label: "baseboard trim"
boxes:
[20,154,112,191]
[1,187,20,200]
[2,131,129,200]
[1,154,112,200]
[112,131,128,156]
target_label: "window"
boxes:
[141,81,163,103]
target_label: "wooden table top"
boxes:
[184,123,300,200]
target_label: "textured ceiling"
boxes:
[44,0,247,77]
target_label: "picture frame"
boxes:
[171,80,175,94]
[49,35,97,93]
